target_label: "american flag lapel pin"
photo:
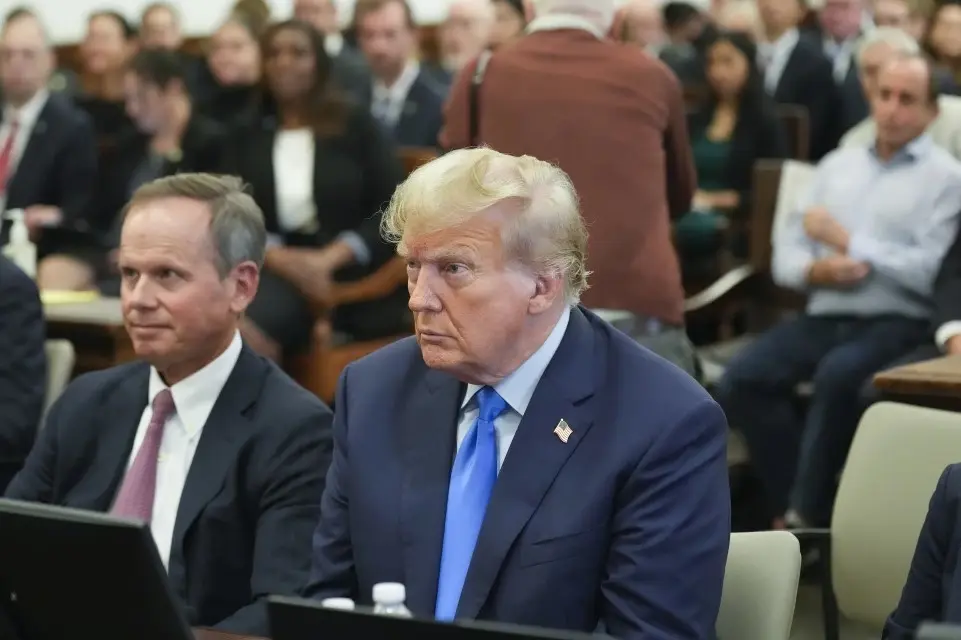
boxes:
[553,419,573,444]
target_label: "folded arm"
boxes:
[601,399,731,639]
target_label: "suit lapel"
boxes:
[167,347,264,583]
[400,365,462,616]
[76,366,150,511]
[456,309,598,619]
[6,103,51,205]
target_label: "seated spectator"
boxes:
[757,0,839,159]
[0,256,45,493]
[294,0,371,103]
[43,49,226,293]
[138,2,209,100]
[717,53,961,529]
[490,0,528,50]
[678,30,787,271]
[355,0,448,147]
[75,10,137,144]
[873,0,913,32]
[435,0,495,80]
[885,463,961,637]
[842,27,961,158]
[0,9,99,290]
[6,173,332,637]
[659,2,715,85]
[924,0,961,95]
[221,20,408,362]
[197,13,262,126]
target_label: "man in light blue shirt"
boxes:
[717,52,961,529]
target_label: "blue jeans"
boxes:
[716,315,929,525]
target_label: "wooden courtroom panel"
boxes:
[874,355,961,411]
[194,629,266,640]
[44,297,136,373]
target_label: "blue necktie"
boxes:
[434,386,507,620]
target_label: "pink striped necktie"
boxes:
[111,389,176,522]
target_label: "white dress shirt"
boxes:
[456,307,571,471]
[325,32,344,58]
[936,321,961,352]
[273,128,318,234]
[758,28,799,95]
[371,60,420,129]
[0,89,49,206]
[823,37,856,83]
[126,331,243,570]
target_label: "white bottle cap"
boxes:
[372,582,406,605]
[320,597,356,610]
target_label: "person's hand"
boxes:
[23,205,62,234]
[946,334,961,355]
[803,206,849,251]
[808,255,870,286]
[692,190,714,211]
[296,250,337,305]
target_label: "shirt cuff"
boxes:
[847,233,883,264]
[935,321,961,351]
[337,231,370,265]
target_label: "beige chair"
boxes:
[42,339,75,422]
[800,401,961,639]
[716,531,801,640]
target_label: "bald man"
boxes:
[0,8,98,291]
[437,0,495,77]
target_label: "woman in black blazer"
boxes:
[222,19,407,361]
[678,30,788,270]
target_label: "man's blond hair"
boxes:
[125,173,267,277]
[381,147,590,304]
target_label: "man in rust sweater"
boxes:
[441,0,698,375]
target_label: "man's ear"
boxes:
[609,7,628,41]
[524,0,536,23]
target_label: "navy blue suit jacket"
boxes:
[886,464,961,638]
[5,345,333,636]
[364,69,447,148]
[0,257,45,492]
[305,307,731,639]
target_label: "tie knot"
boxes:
[151,389,176,423]
[475,386,507,423]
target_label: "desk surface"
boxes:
[43,296,123,326]
[874,355,961,410]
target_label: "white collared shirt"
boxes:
[527,14,605,39]
[371,60,420,129]
[823,37,855,83]
[126,331,243,570]
[0,89,49,203]
[325,32,344,58]
[758,28,799,95]
[273,128,318,234]
[457,307,571,471]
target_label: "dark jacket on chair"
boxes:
[771,37,839,160]
[0,257,45,493]
[5,345,333,636]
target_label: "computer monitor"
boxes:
[268,595,600,640]
[0,498,194,640]
[918,623,961,639]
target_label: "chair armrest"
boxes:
[330,257,407,307]
[683,264,756,314]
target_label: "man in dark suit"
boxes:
[293,0,372,103]
[884,463,961,637]
[757,0,840,159]
[6,173,333,636]
[305,148,731,639]
[0,256,45,494]
[0,9,98,289]
[355,0,448,148]
[441,0,698,376]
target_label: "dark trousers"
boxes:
[715,314,929,525]
[858,342,942,408]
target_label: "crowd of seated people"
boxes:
[10,0,961,637]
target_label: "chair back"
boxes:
[42,339,75,423]
[716,531,801,640]
[832,402,961,629]
[775,105,811,161]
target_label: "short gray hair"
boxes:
[856,26,919,65]
[533,0,617,33]
[124,173,267,277]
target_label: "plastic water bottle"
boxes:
[320,597,356,610]
[372,582,413,617]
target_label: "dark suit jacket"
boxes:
[5,345,333,636]
[1,93,98,251]
[884,463,961,638]
[0,257,45,493]
[90,113,226,245]
[363,68,447,148]
[305,307,731,639]
[442,29,695,325]
[331,45,372,105]
[772,37,839,160]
